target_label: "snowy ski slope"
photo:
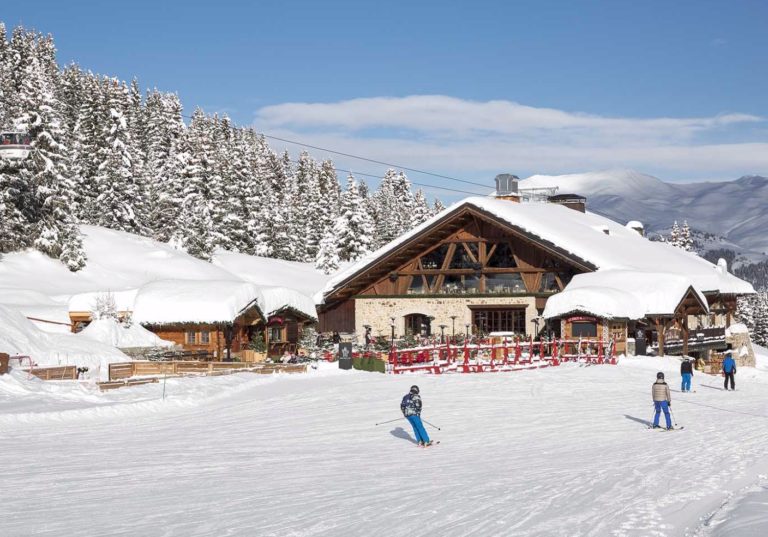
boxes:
[1,355,768,536]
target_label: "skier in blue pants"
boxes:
[680,358,694,392]
[401,385,432,447]
[652,372,673,430]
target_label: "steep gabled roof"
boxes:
[319,197,754,304]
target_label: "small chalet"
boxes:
[69,280,317,360]
[132,280,265,360]
[317,175,754,356]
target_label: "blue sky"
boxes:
[4,0,768,197]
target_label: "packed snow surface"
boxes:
[77,318,174,348]
[2,355,768,536]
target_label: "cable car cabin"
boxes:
[0,132,32,160]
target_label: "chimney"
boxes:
[494,173,520,202]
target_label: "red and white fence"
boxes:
[386,336,617,375]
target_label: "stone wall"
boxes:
[354,296,538,343]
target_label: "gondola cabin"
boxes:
[0,132,31,160]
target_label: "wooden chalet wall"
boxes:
[318,300,355,333]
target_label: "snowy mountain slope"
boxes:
[0,225,331,321]
[520,170,768,254]
[2,359,768,536]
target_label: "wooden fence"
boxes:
[30,365,78,380]
[108,361,307,381]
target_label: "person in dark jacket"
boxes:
[401,385,432,446]
[652,372,673,430]
[723,351,737,391]
[680,358,694,392]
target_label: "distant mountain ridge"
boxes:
[520,170,768,255]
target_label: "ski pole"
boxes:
[375,417,403,426]
[422,418,441,431]
[670,408,678,427]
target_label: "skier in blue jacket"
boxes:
[401,385,432,447]
[723,351,736,391]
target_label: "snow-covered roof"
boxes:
[259,286,317,321]
[131,280,318,325]
[543,270,709,320]
[68,289,139,312]
[319,196,754,303]
[133,280,265,325]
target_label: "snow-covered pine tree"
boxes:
[681,220,693,252]
[93,79,141,233]
[315,229,340,274]
[0,159,34,252]
[432,198,446,215]
[335,174,374,262]
[144,90,185,241]
[669,221,681,248]
[292,150,322,261]
[412,189,431,227]
[17,42,86,270]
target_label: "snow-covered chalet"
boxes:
[316,175,754,356]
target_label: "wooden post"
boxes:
[682,315,689,356]
[655,318,665,357]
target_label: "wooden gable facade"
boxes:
[319,204,595,335]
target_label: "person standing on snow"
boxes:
[401,385,432,447]
[680,358,694,392]
[652,372,673,430]
[723,351,737,391]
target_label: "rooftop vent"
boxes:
[494,174,520,202]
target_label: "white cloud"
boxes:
[252,95,767,186]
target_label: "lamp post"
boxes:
[450,315,457,343]
[390,317,396,350]
[439,324,447,344]
[465,322,471,343]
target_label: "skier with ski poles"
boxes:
[401,385,433,447]
[680,357,694,392]
[723,350,737,391]
[652,372,673,430]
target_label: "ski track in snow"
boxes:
[1,361,768,536]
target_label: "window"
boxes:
[572,322,597,338]
[448,243,479,269]
[472,308,526,335]
[441,274,480,294]
[185,330,196,344]
[485,273,525,293]
[200,330,210,344]
[405,314,432,336]
[270,326,283,342]
[407,275,426,294]
[486,243,517,268]
[420,244,450,270]
[539,272,559,292]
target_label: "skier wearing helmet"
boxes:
[652,372,673,430]
[401,385,432,447]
